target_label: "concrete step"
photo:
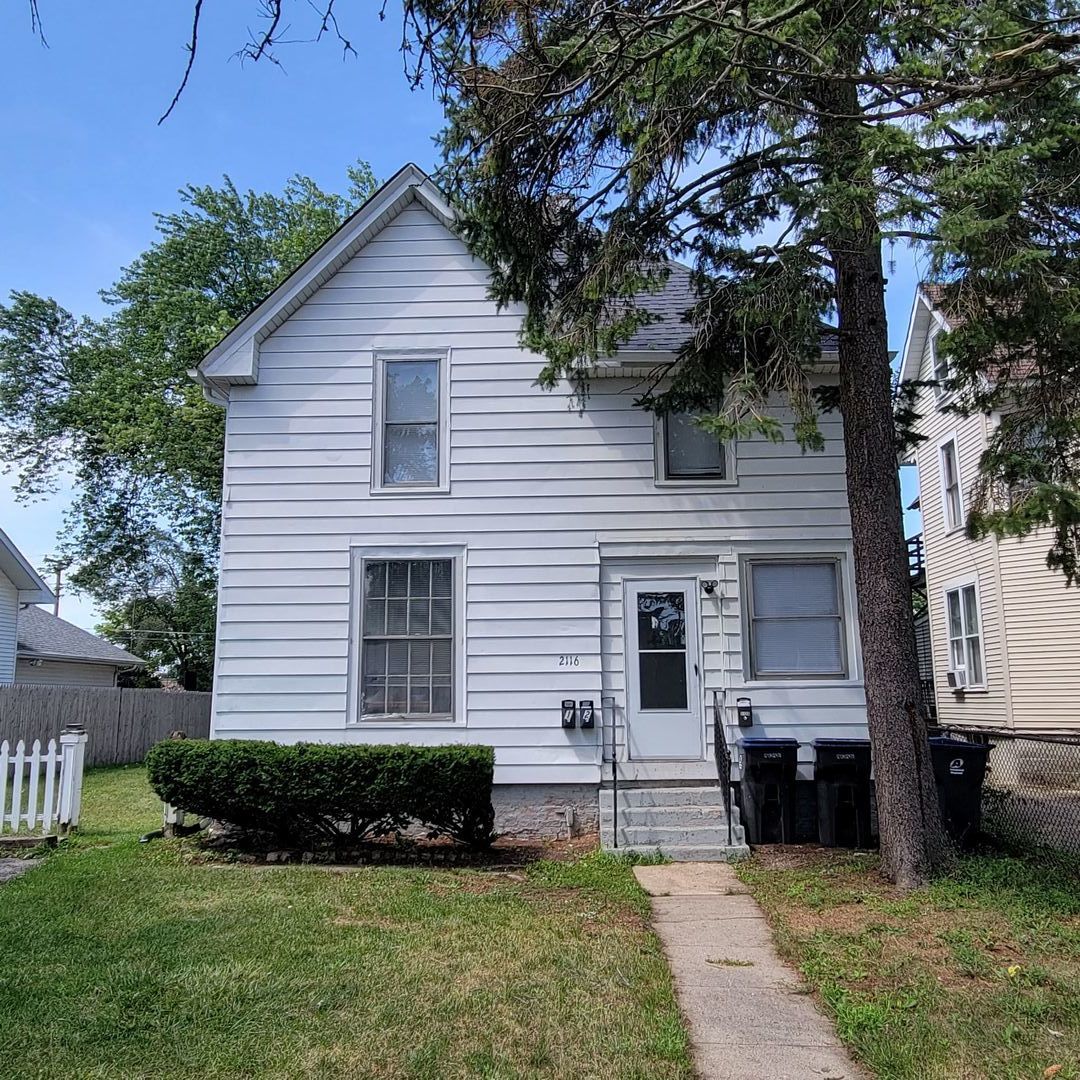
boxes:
[599,785,729,809]
[613,843,750,862]
[609,804,734,828]
[616,824,747,848]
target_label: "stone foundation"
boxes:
[491,783,600,840]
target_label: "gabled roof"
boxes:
[899,284,951,384]
[197,164,838,396]
[196,163,453,400]
[17,604,144,667]
[0,528,54,604]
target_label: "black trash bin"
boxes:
[739,738,799,844]
[929,736,993,850]
[813,739,874,848]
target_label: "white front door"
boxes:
[624,579,703,760]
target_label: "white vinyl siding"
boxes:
[0,573,18,684]
[211,197,868,780]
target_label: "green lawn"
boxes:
[737,849,1080,1080]
[0,766,691,1080]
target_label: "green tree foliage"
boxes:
[395,0,1080,886]
[929,77,1080,579]
[0,164,378,680]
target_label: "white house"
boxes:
[196,164,869,853]
[901,285,1080,733]
[0,527,55,684]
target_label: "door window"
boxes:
[636,591,688,709]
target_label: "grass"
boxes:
[737,848,1080,1080]
[0,765,692,1080]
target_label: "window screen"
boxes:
[748,560,846,678]
[361,558,453,717]
[664,412,726,479]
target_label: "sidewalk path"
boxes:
[634,863,867,1080]
[0,858,34,885]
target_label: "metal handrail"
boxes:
[601,695,618,849]
[712,690,733,846]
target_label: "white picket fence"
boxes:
[0,728,88,838]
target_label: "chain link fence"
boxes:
[938,725,1080,866]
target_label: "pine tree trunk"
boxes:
[833,240,949,888]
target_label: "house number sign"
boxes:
[558,655,581,667]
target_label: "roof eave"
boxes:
[17,648,146,667]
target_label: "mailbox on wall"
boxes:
[579,700,595,729]
[561,700,577,728]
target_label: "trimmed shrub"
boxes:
[146,740,496,848]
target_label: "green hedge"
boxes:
[146,739,496,848]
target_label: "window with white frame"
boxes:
[930,332,951,400]
[360,558,454,719]
[939,438,963,531]
[945,582,984,687]
[746,559,848,679]
[376,356,445,489]
[661,410,729,481]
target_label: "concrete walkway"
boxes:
[0,858,34,885]
[634,863,867,1080]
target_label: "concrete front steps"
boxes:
[599,784,750,861]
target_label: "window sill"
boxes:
[950,686,988,695]
[370,486,451,497]
[655,476,738,489]
[738,677,863,689]
[943,525,966,537]
[353,714,461,726]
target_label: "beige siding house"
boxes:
[900,287,1080,732]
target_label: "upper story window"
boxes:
[945,581,984,688]
[930,331,951,402]
[373,353,449,493]
[659,410,732,484]
[939,437,963,532]
[746,558,848,680]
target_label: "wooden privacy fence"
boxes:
[1,729,88,838]
[0,687,211,767]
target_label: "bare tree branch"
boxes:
[158,0,204,125]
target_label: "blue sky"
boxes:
[0,2,924,630]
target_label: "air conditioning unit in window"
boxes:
[946,668,967,690]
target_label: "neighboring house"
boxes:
[195,163,868,850]
[0,527,55,684]
[900,285,1080,733]
[15,605,144,688]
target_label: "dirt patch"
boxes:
[190,827,599,870]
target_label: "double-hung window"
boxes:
[660,409,730,482]
[930,332,951,402]
[360,558,454,719]
[747,559,848,679]
[939,438,963,532]
[375,355,447,491]
[945,582,984,688]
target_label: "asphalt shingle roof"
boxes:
[17,605,144,666]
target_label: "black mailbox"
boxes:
[561,700,577,728]
[579,700,595,728]
[736,697,753,727]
